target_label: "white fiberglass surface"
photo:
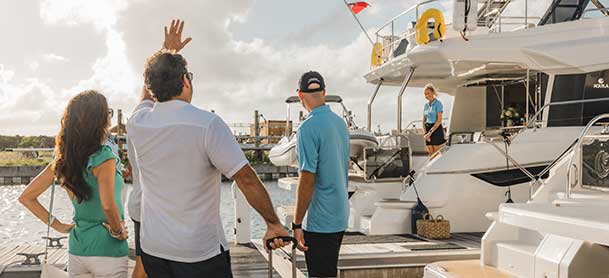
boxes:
[426,127,583,174]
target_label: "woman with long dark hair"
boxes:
[19,90,128,277]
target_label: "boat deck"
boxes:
[0,243,281,278]
[255,232,483,278]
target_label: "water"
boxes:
[0,181,295,245]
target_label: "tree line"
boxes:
[0,135,55,150]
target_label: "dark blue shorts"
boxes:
[132,219,142,257]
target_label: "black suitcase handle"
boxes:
[265,236,297,250]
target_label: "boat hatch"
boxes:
[471,165,550,187]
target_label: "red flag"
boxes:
[347,2,370,15]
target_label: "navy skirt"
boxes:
[425,123,446,146]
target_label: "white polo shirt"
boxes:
[126,99,248,263]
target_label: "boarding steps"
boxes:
[477,0,512,28]
[539,0,591,25]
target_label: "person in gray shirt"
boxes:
[126,20,289,278]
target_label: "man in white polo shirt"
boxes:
[127,20,288,277]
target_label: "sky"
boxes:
[0,0,458,136]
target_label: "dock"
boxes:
[251,232,482,278]
[0,233,480,278]
[0,243,281,278]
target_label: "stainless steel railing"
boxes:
[482,98,609,200]
[565,113,609,198]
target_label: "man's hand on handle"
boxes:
[163,19,192,52]
[263,223,290,251]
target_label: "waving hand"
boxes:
[163,19,192,52]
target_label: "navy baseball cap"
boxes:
[298,71,326,93]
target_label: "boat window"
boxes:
[485,74,547,128]
[547,70,609,126]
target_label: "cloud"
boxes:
[0,0,453,135]
[42,53,68,62]
[39,0,128,30]
[0,65,64,135]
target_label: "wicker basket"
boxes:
[416,214,450,239]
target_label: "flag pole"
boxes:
[343,0,375,46]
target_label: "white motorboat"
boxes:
[349,128,379,160]
[268,135,298,167]
[268,95,379,167]
[425,114,609,278]
[353,0,609,236]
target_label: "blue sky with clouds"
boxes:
[0,0,455,136]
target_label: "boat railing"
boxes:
[582,7,609,18]
[479,98,609,201]
[404,118,449,130]
[373,0,446,66]
[565,113,609,198]
[373,0,541,67]
[509,97,609,141]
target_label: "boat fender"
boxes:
[415,8,446,45]
[407,170,430,233]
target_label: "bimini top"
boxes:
[285,95,343,104]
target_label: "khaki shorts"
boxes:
[68,255,128,278]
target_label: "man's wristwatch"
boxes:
[291,223,302,230]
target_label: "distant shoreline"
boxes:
[0,164,297,185]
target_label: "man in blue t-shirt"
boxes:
[292,71,350,277]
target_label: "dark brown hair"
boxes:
[144,51,188,102]
[54,90,110,203]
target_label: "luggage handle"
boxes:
[267,236,298,278]
[265,236,298,250]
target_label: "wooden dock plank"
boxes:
[1,244,280,278]
[1,232,483,278]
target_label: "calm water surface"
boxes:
[0,181,295,245]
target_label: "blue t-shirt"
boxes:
[296,105,350,233]
[424,99,443,124]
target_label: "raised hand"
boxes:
[163,19,192,53]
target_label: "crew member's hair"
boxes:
[424,83,437,95]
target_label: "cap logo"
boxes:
[308,77,320,83]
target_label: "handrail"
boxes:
[375,0,439,37]
[582,7,609,17]
[506,97,609,142]
[367,79,384,132]
[565,113,609,198]
[397,68,417,133]
[482,110,609,201]
[404,118,449,129]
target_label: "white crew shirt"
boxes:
[126,99,248,263]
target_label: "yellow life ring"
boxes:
[415,8,446,45]
[370,42,383,67]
